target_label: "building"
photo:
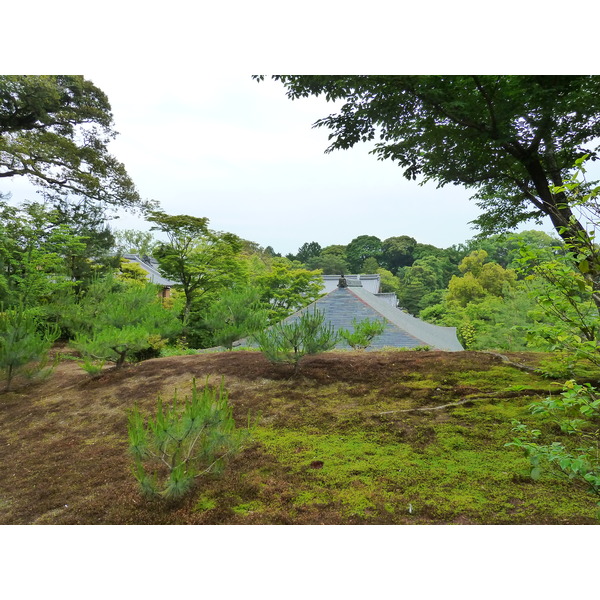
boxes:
[121,254,177,299]
[279,276,463,351]
[320,273,398,308]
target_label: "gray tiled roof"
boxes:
[321,274,381,294]
[121,254,178,287]
[283,286,463,351]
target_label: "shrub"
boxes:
[339,317,385,350]
[253,308,338,373]
[507,380,600,518]
[0,307,59,391]
[70,278,183,369]
[128,378,249,501]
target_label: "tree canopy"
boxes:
[345,235,382,272]
[266,76,600,248]
[148,211,244,322]
[0,75,147,214]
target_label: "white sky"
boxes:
[8,0,592,256]
[6,73,496,255]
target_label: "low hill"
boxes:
[0,349,597,524]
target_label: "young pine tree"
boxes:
[70,277,182,369]
[254,308,338,373]
[339,317,385,350]
[128,378,249,501]
[0,307,59,391]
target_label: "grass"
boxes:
[0,348,598,524]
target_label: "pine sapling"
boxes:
[339,317,385,350]
[254,308,338,373]
[128,377,250,501]
[0,307,59,391]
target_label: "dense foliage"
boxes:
[0,75,149,215]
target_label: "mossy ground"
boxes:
[0,348,597,524]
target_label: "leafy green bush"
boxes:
[339,317,385,350]
[507,380,600,517]
[128,378,249,501]
[254,308,338,373]
[0,307,59,391]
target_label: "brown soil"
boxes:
[0,349,587,525]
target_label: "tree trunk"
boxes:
[525,157,600,312]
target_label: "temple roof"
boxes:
[282,285,463,351]
[121,254,177,287]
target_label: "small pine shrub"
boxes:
[0,307,59,391]
[253,308,338,373]
[128,378,250,501]
[339,317,385,350]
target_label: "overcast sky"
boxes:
[6,2,596,258]
[100,73,500,255]
[5,73,559,256]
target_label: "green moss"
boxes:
[293,489,332,507]
[338,486,377,517]
[194,496,217,512]
[251,405,598,524]
[455,366,547,389]
[231,500,265,515]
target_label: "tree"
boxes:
[339,317,385,350]
[397,259,447,315]
[254,308,338,374]
[265,76,600,293]
[306,244,349,274]
[462,230,560,269]
[118,258,152,286]
[113,229,156,257]
[345,235,382,272]
[203,287,269,350]
[0,75,147,214]
[0,201,87,308]
[306,253,349,275]
[517,244,600,369]
[381,236,417,271]
[446,250,517,306]
[70,277,182,369]
[254,257,324,322]
[148,211,244,323]
[361,257,379,273]
[296,241,322,264]
[0,306,59,391]
[128,378,248,501]
[376,267,400,294]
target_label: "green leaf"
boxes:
[578,259,590,274]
